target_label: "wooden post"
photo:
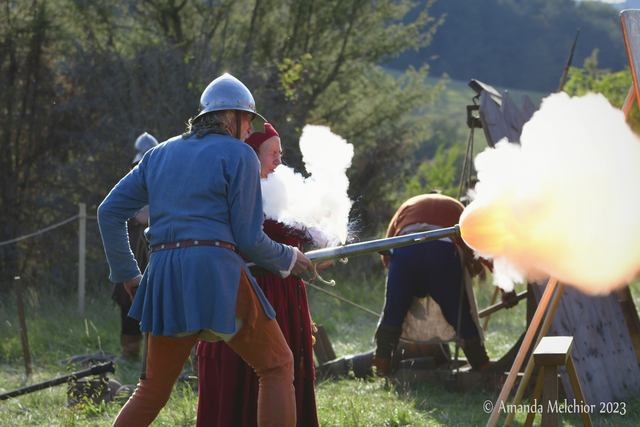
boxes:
[541,366,559,426]
[486,278,558,427]
[78,203,87,317]
[14,276,32,377]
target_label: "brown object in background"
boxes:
[312,325,337,365]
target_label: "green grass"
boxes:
[307,261,640,427]
[0,285,199,426]
[2,270,640,426]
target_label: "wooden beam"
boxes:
[486,278,558,427]
[621,10,640,115]
[504,283,566,427]
[478,290,527,318]
[622,86,636,120]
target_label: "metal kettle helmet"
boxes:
[132,132,159,165]
[195,73,266,133]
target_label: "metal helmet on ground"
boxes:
[195,73,266,133]
[132,132,159,165]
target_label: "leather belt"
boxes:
[150,240,236,253]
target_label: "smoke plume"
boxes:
[460,92,640,294]
[261,125,354,247]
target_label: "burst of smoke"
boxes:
[261,125,354,247]
[460,92,640,295]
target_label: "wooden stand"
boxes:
[524,337,592,427]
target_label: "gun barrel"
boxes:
[0,361,115,401]
[306,225,460,263]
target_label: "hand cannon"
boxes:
[306,225,461,263]
[248,225,461,275]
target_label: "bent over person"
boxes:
[98,73,312,427]
[374,193,490,376]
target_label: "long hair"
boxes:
[183,110,234,139]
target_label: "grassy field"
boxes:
[408,73,548,161]
[1,77,638,426]
[2,262,640,426]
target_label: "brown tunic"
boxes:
[382,194,482,275]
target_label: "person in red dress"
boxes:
[196,123,321,427]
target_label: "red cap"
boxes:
[245,123,279,149]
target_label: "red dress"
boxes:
[196,219,319,427]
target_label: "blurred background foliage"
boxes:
[0,0,443,290]
[0,0,636,294]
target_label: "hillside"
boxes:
[389,0,627,93]
[415,75,546,162]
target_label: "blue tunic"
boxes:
[98,133,294,337]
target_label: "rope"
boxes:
[304,280,381,318]
[308,264,335,286]
[0,214,96,247]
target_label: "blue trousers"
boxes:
[381,240,477,340]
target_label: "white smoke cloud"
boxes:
[461,92,640,294]
[261,125,354,247]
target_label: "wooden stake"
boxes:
[14,276,32,377]
[78,202,86,316]
[485,278,558,427]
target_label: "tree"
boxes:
[0,0,80,285]
[0,0,447,288]
[563,49,640,134]
[66,0,447,236]
[395,143,461,203]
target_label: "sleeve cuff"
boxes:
[279,247,299,278]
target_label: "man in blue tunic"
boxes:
[98,73,313,427]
